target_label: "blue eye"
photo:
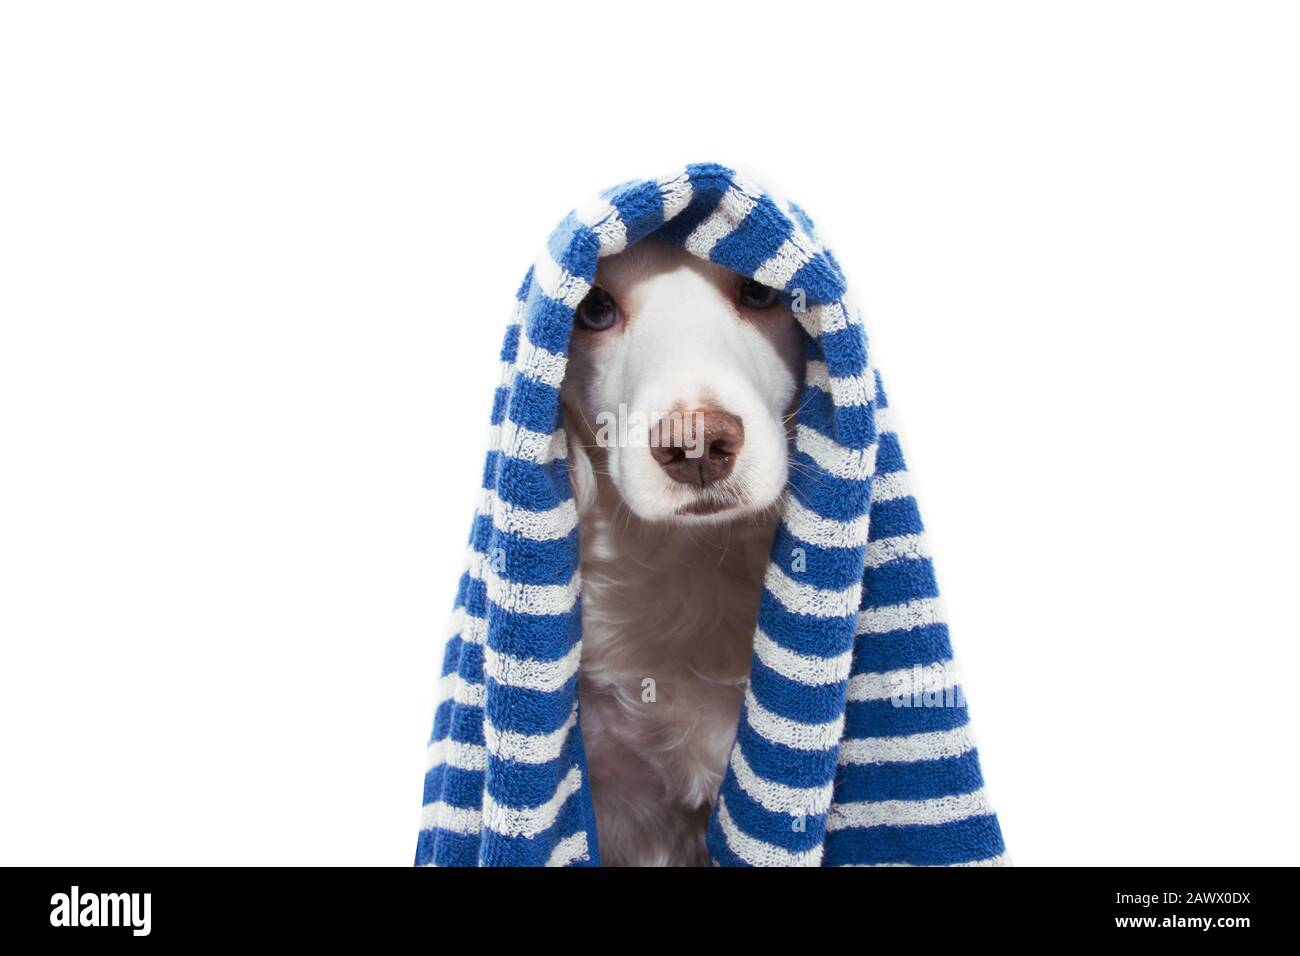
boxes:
[738,278,779,309]
[575,286,619,331]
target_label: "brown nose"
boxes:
[650,408,745,487]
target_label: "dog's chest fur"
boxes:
[569,455,774,866]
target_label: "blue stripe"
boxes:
[873,369,890,407]
[499,323,521,364]
[867,496,925,543]
[423,764,484,809]
[483,755,575,808]
[652,165,732,247]
[834,749,986,803]
[490,457,573,512]
[704,821,749,867]
[506,376,562,434]
[446,702,485,748]
[483,677,577,735]
[523,289,576,355]
[851,623,954,673]
[788,202,817,237]
[755,591,857,658]
[439,632,464,680]
[430,697,454,743]
[748,657,848,724]
[862,556,939,607]
[611,179,666,244]
[482,604,580,660]
[787,466,871,522]
[455,640,483,685]
[771,524,866,592]
[788,252,846,306]
[415,827,480,867]
[490,385,509,427]
[797,386,876,448]
[479,529,577,587]
[717,772,826,854]
[546,214,600,280]
[822,812,1005,867]
[710,194,793,275]
[876,432,907,474]
[735,718,839,787]
[844,697,970,738]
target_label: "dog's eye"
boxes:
[738,278,779,309]
[574,286,619,331]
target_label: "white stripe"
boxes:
[875,405,897,435]
[781,493,870,550]
[796,298,861,337]
[594,218,628,256]
[514,334,567,389]
[838,725,976,765]
[953,852,1012,867]
[438,672,485,708]
[482,765,583,839]
[532,248,590,308]
[753,234,814,290]
[443,600,483,644]
[426,737,489,772]
[484,640,582,693]
[745,688,844,752]
[420,800,481,835]
[753,627,853,687]
[846,659,962,703]
[795,301,840,338]
[764,563,861,619]
[444,606,466,643]
[826,788,992,832]
[804,360,876,407]
[731,744,835,817]
[494,419,567,465]
[575,195,628,255]
[484,705,578,764]
[866,533,929,568]
[480,488,579,542]
[499,299,524,366]
[546,830,591,867]
[684,177,762,258]
[460,613,487,645]
[467,548,580,617]
[840,852,1011,868]
[485,566,579,617]
[795,425,877,481]
[657,168,694,220]
[857,596,944,635]
[872,470,912,503]
[715,794,823,867]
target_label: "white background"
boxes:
[2,1,1297,866]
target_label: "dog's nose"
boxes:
[650,408,745,487]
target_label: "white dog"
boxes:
[561,239,803,866]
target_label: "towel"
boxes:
[417,163,1007,867]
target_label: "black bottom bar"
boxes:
[2,866,1287,943]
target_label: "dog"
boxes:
[560,238,803,866]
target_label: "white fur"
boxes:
[560,240,801,866]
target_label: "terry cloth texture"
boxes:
[417,163,1008,867]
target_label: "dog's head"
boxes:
[561,239,802,524]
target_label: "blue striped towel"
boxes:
[417,163,1007,867]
